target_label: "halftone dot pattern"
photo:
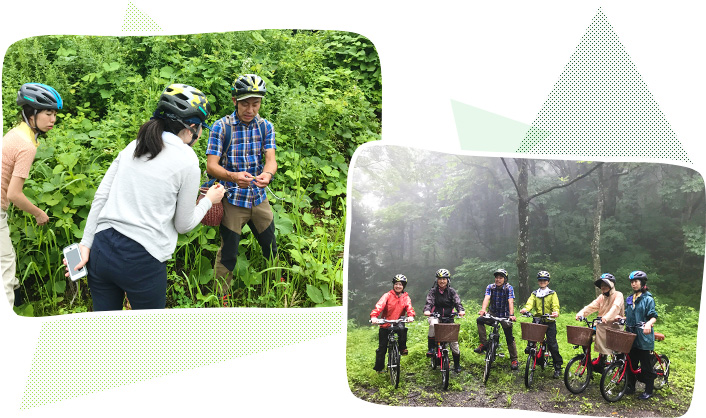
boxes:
[121,2,163,32]
[516,9,690,163]
[20,310,341,409]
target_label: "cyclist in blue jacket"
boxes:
[624,270,658,400]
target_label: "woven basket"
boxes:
[521,322,548,342]
[566,325,594,346]
[434,323,460,342]
[197,187,224,227]
[605,327,637,353]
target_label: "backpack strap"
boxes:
[220,114,234,167]
[256,116,268,161]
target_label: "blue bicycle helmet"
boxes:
[17,83,62,110]
[594,273,615,288]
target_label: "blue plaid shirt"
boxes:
[485,283,515,318]
[206,112,276,208]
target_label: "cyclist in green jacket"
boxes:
[519,270,564,378]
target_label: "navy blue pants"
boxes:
[87,228,167,311]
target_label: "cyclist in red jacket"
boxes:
[370,274,416,372]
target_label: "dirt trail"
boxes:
[353,367,688,416]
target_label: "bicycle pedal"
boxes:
[498,353,505,358]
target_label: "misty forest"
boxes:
[348,145,705,322]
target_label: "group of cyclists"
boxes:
[2,75,277,310]
[370,267,659,400]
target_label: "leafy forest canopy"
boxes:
[2,30,381,313]
[348,145,705,323]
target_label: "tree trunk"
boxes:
[591,165,605,297]
[516,159,530,302]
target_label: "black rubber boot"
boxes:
[426,338,435,357]
[453,353,461,373]
[373,348,385,372]
[14,288,23,307]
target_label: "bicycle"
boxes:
[478,313,513,384]
[370,316,410,389]
[520,313,554,388]
[429,312,460,390]
[599,321,670,402]
[564,316,606,394]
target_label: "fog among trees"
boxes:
[347,144,705,323]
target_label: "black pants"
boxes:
[543,321,563,368]
[628,347,656,393]
[374,326,408,371]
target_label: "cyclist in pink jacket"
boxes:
[370,274,416,372]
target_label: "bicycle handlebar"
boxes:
[522,312,551,318]
[370,316,411,325]
[480,313,514,323]
[431,311,459,319]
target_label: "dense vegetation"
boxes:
[2,30,381,314]
[348,146,705,324]
[347,301,696,415]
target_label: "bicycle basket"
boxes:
[521,322,548,342]
[605,327,637,353]
[434,323,460,342]
[566,325,594,346]
[197,187,224,226]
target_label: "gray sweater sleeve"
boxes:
[80,152,121,249]
[174,162,212,233]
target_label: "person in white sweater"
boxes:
[67,84,224,311]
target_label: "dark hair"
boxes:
[21,105,37,120]
[133,118,185,160]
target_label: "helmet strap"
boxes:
[23,108,44,140]
[176,120,199,146]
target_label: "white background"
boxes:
[1,1,704,417]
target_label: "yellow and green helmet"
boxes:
[157,83,211,127]
[231,74,266,100]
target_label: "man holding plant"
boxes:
[1,83,62,306]
[206,74,278,293]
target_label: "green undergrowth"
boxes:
[347,303,697,411]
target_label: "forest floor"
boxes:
[350,357,691,416]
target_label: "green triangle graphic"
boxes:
[122,2,163,32]
[452,100,551,153]
[20,311,341,409]
[515,9,690,163]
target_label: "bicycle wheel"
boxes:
[388,342,400,389]
[652,354,670,390]
[564,354,591,394]
[600,361,628,402]
[483,341,495,384]
[441,350,450,390]
[431,347,438,370]
[524,352,536,388]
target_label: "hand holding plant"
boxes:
[205,183,225,204]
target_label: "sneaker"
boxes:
[625,386,636,395]
[426,350,434,358]
[454,365,462,373]
[553,368,562,379]
[511,360,519,370]
[638,392,652,400]
[474,344,486,354]
[401,349,408,356]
